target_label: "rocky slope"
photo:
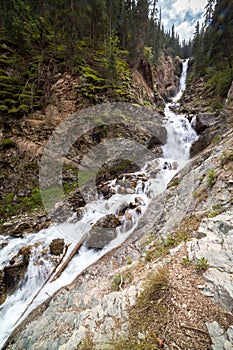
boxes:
[4,80,233,349]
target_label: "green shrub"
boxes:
[206,68,233,97]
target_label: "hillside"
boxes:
[0,1,233,349]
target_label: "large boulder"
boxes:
[85,214,120,249]
[49,239,65,255]
[193,113,218,133]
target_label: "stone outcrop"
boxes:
[206,322,233,350]
[153,55,182,104]
[85,214,120,249]
[188,209,233,313]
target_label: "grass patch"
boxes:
[181,256,191,266]
[221,150,233,167]
[110,267,169,350]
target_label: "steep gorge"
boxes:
[1,59,233,350]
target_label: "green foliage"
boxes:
[181,256,191,266]
[126,256,132,265]
[0,104,8,112]
[111,274,122,291]
[196,257,209,271]
[164,234,175,247]
[205,68,233,98]
[111,271,133,291]
[191,1,233,100]
[207,169,216,187]
[75,338,94,350]
[143,46,153,62]
[208,203,223,218]
[145,250,152,262]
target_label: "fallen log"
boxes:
[51,234,87,282]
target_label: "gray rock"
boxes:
[206,322,233,350]
[227,326,233,343]
[188,209,233,313]
[85,214,120,249]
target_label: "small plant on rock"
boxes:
[196,257,209,271]
[164,235,175,247]
[207,170,216,187]
[111,274,123,291]
[181,256,191,266]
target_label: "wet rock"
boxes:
[49,239,65,255]
[194,113,217,133]
[96,160,141,186]
[0,246,31,305]
[190,132,216,157]
[116,202,128,216]
[11,222,31,237]
[98,184,110,198]
[68,190,86,211]
[164,84,178,101]
[85,214,120,249]
[0,240,8,249]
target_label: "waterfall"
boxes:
[0,59,198,349]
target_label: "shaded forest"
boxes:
[0,0,233,124]
[191,0,233,99]
[0,0,183,123]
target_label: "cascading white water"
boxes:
[163,59,198,163]
[0,59,198,349]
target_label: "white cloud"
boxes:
[158,0,208,41]
[175,21,195,41]
[173,0,207,14]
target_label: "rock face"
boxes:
[85,214,120,249]
[188,209,233,313]
[49,239,65,255]
[206,322,233,350]
[153,55,182,103]
[190,112,225,157]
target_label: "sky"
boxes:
[157,0,209,42]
